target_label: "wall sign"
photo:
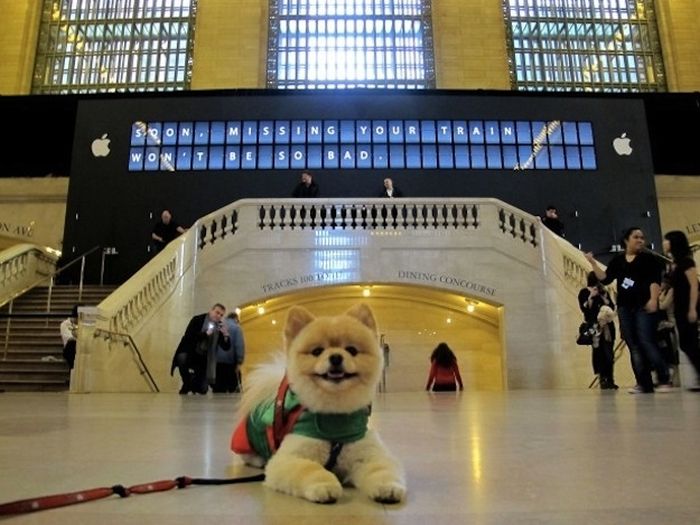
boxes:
[128,119,596,171]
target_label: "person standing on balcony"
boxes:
[60,305,80,369]
[151,209,187,253]
[292,171,320,198]
[213,312,245,393]
[585,227,672,394]
[426,342,464,392]
[379,177,403,198]
[541,205,565,238]
[171,303,231,395]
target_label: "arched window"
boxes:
[503,0,666,92]
[32,0,197,94]
[267,0,435,89]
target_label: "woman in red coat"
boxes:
[426,342,464,392]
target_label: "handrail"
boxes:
[93,328,159,392]
[2,300,12,361]
[46,245,101,312]
[54,245,102,275]
[0,245,101,311]
[2,244,103,360]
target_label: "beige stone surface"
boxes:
[190,0,267,89]
[1,1,699,92]
[655,175,700,244]
[432,0,511,89]
[0,0,41,94]
[0,177,68,250]
[78,199,625,393]
[656,0,700,91]
[1,390,700,523]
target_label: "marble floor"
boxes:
[1,390,699,524]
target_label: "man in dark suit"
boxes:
[541,205,565,237]
[379,177,403,198]
[292,171,320,197]
[171,303,230,394]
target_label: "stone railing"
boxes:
[104,256,178,333]
[497,206,539,247]
[196,198,539,250]
[563,253,590,290]
[561,246,611,298]
[0,243,59,307]
[97,198,541,334]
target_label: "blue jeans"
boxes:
[618,307,669,391]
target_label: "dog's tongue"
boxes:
[327,370,345,379]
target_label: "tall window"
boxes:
[504,0,666,92]
[267,0,435,89]
[32,0,197,94]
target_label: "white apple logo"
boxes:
[91,133,111,157]
[612,133,633,156]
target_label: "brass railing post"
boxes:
[78,256,86,302]
[2,300,13,360]
[46,275,54,328]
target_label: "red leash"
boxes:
[2,377,301,517]
[0,474,265,516]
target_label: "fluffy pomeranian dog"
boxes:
[231,303,406,504]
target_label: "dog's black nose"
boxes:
[329,354,343,367]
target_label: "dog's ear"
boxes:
[285,306,316,345]
[344,303,377,333]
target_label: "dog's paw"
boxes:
[368,482,406,504]
[303,480,343,504]
[241,453,266,468]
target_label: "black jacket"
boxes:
[379,187,403,198]
[292,182,320,198]
[170,313,231,375]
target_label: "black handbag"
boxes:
[576,322,594,346]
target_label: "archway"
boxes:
[237,283,504,392]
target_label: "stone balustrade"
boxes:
[0,244,58,307]
[81,197,617,393]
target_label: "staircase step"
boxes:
[0,359,68,371]
[2,350,64,360]
[0,320,63,324]
[0,372,69,382]
[4,340,63,347]
[0,382,68,392]
[0,377,69,391]
[2,340,64,346]
[0,284,115,391]
[0,328,63,334]
[0,366,68,374]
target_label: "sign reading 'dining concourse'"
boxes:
[67,91,659,283]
